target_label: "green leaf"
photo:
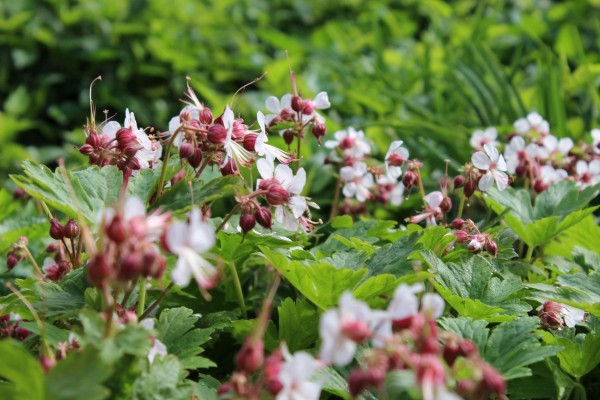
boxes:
[484,317,562,380]
[542,331,600,379]
[152,175,240,214]
[11,162,122,223]
[0,339,45,400]
[438,317,490,352]
[17,321,70,346]
[364,232,419,277]
[155,307,214,369]
[0,215,48,252]
[45,347,111,400]
[132,356,191,400]
[278,298,319,352]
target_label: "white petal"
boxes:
[171,255,193,286]
[265,96,281,114]
[290,168,306,195]
[165,221,188,253]
[275,164,294,189]
[257,110,266,134]
[313,92,330,110]
[483,143,500,162]
[421,293,445,319]
[257,158,274,179]
[288,196,307,218]
[471,151,491,170]
[478,172,494,191]
[425,191,443,208]
[124,197,146,220]
[280,94,292,109]
[496,154,507,171]
[493,171,509,191]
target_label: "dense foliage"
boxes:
[2,1,600,399]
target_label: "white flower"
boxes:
[166,209,217,288]
[409,192,444,226]
[265,93,292,126]
[539,165,567,186]
[319,292,374,366]
[385,140,410,179]
[503,136,538,174]
[591,129,600,154]
[257,158,309,231]
[471,143,509,191]
[470,127,498,150]
[513,112,550,136]
[325,127,371,160]
[340,162,374,202]
[140,319,168,364]
[102,197,170,241]
[378,175,405,206]
[388,283,424,321]
[256,111,293,164]
[222,106,253,168]
[301,92,331,124]
[562,305,585,328]
[167,105,200,147]
[538,135,573,159]
[575,159,600,188]
[277,345,322,400]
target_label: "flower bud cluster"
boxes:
[538,301,586,330]
[0,310,30,341]
[450,218,498,257]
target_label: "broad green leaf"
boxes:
[45,347,111,400]
[17,321,70,346]
[528,272,600,316]
[545,216,600,259]
[152,175,240,213]
[0,339,45,400]
[542,331,600,379]
[0,215,48,252]
[11,162,122,223]
[364,232,419,277]
[155,307,214,369]
[438,317,490,352]
[484,317,562,380]
[131,356,191,400]
[277,298,319,352]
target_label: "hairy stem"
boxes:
[136,280,147,317]
[139,282,174,320]
[155,126,183,200]
[229,262,247,319]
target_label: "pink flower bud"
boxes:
[468,236,484,253]
[239,214,256,234]
[266,185,289,206]
[481,364,506,398]
[235,337,264,373]
[49,219,64,240]
[87,253,112,288]
[13,187,27,199]
[312,123,326,143]
[280,108,294,121]
[539,311,563,330]
[14,325,30,341]
[533,179,549,193]
[454,175,465,188]
[188,148,203,169]
[39,355,56,373]
[62,219,80,239]
[440,196,452,213]
[45,260,70,282]
[485,239,498,257]
[282,129,294,145]
[220,158,239,176]
[264,350,284,395]
[542,301,563,314]
[208,124,228,144]
[464,179,476,197]
[79,144,94,156]
[454,230,469,243]
[342,320,371,343]
[199,107,213,124]
[179,142,194,159]
[443,341,461,366]
[107,215,127,244]
[255,207,272,229]
[302,99,315,115]
[450,218,465,230]
[268,115,283,127]
[516,163,527,178]
[387,153,406,167]
[402,170,418,190]
[118,253,143,281]
[6,251,18,271]
[291,95,304,112]
[86,131,102,148]
[45,242,59,253]
[243,133,258,152]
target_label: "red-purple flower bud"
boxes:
[311,123,326,143]
[387,153,406,167]
[235,337,264,373]
[49,219,64,240]
[14,325,30,341]
[62,219,80,239]
[106,215,127,244]
[243,133,258,152]
[440,196,452,213]
[86,131,102,148]
[302,99,315,115]
[255,207,272,229]
[13,187,27,199]
[45,260,70,282]
[402,170,418,189]
[280,108,294,121]
[454,175,465,188]
[188,148,203,169]
[179,142,194,159]
[268,115,283,128]
[291,95,304,112]
[220,158,238,176]
[481,364,506,398]
[539,311,563,330]
[533,179,549,193]
[516,163,527,178]
[239,214,256,234]
[450,218,465,230]
[342,320,371,343]
[118,253,143,281]
[454,230,469,243]
[266,185,289,206]
[485,239,498,257]
[79,144,94,156]
[443,341,461,366]
[199,107,213,124]
[282,129,294,145]
[45,242,59,253]
[207,124,228,144]
[6,251,18,271]
[87,253,112,288]
[464,179,477,197]
[40,355,56,373]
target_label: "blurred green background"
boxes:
[1,0,600,179]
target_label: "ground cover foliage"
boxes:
[1,1,600,399]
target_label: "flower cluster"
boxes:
[0,311,30,341]
[450,218,498,257]
[538,301,586,330]
[79,109,162,177]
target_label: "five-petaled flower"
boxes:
[471,143,509,191]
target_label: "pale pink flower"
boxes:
[319,292,374,366]
[409,192,444,226]
[575,160,600,189]
[277,344,322,400]
[538,135,573,159]
[385,140,410,179]
[470,127,498,151]
[165,209,217,289]
[503,136,538,174]
[513,112,550,136]
[471,144,509,191]
[325,127,371,160]
[264,93,293,126]
[222,106,253,168]
[256,111,293,164]
[340,162,375,202]
[591,129,600,154]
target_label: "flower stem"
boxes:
[155,127,183,201]
[22,245,43,279]
[329,176,342,220]
[229,262,247,319]
[136,279,147,317]
[457,189,466,219]
[525,245,535,262]
[139,282,174,320]
[216,202,242,233]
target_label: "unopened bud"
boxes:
[266,185,289,206]
[539,311,563,330]
[440,197,452,213]
[481,364,506,398]
[243,133,258,152]
[79,144,94,156]
[239,214,256,234]
[188,148,203,169]
[311,123,326,143]
[199,107,213,124]
[107,215,126,243]
[342,320,371,343]
[49,219,64,240]
[88,253,112,288]
[464,179,476,197]
[291,95,304,112]
[302,100,315,115]
[450,218,465,230]
[454,230,469,243]
[387,153,406,167]
[255,207,272,229]
[282,129,294,145]
[402,170,418,190]
[6,251,18,271]
[280,108,294,121]
[533,179,548,193]
[207,124,228,144]
[179,142,194,159]
[39,355,56,373]
[118,253,143,281]
[220,159,238,176]
[62,219,80,239]
[454,175,465,188]
[485,240,498,257]
[516,163,527,178]
[45,242,59,253]
[235,337,264,373]
[86,131,102,148]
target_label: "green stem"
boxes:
[22,245,43,279]
[155,126,183,201]
[216,202,242,233]
[139,282,174,320]
[136,280,147,317]
[525,245,535,262]
[229,262,247,318]
[295,126,302,172]
[457,189,466,219]
[329,177,342,220]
